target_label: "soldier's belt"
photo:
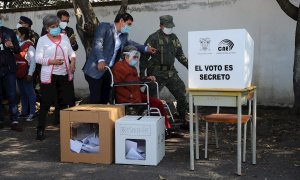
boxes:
[156,65,172,71]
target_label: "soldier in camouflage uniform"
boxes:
[140,15,188,122]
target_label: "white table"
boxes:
[187,86,257,175]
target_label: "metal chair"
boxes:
[106,66,162,117]
[201,95,253,162]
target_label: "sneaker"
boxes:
[10,122,23,132]
[26,114,36,122]
[18,114,28,119]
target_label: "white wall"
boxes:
[1,0,297,106]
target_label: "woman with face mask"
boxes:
[112,45,172,131]
[35,14,76,141]
[15,27,37,122]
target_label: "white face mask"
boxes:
[59,22,68,30]
[162,27,173,35]
[16,23,22,29]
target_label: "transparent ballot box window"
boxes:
[125,139,146,160]
[70,123,99,154]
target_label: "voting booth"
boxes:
[115,116,165,166]
[60,104,125,164]
[188,29,254,89]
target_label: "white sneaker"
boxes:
[26,114,35,122]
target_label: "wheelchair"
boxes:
[105,66,174,123]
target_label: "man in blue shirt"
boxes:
[83,13,156,104]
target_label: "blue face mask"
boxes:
[129,59,138,67]
[49,27,61,36]
[121,25,130,34]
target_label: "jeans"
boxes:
[0,67,18,122]
[17,78,36,115]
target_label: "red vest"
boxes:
[15,41,34,79]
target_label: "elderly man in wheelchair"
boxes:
[111,45,182,137]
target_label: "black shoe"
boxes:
[10,122,23,132]
[166,128,184,138]
[0,122,4,129]
[179,122,189,130]
[36,129,45,141]
[53,118,60,125]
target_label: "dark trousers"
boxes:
[85,71,111,104]
[54,80,75,122]
[37,75,74,130]
[149,73,187,120]
[0,67,18,122]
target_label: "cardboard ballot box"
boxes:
[115,116,165,166]
[60,104,125,164]
[188,29,254,89]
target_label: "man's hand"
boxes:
[97,61,106,71]
[4,40,13,48]
[147,46,157,54]
[146,76,156,82]
[69,34,77,45]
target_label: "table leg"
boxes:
[252,90,257,164]
[189,94,194,170]
[237,94,242,175]
[195,106,199,159]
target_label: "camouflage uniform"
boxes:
[140,15,188,120]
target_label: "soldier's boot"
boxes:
[172,111,189,130]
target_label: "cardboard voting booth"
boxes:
[60,104,125,164]
[188,29,254,89]
[115,116,165,166]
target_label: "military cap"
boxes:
[20,16,32,26]
[159,15,175,28]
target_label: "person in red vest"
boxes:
[15,27,36,122]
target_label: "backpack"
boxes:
[15,41,34,79]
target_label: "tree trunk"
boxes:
[72,0,128,57]
[72,0,99,57]
[118,0,128,14]
[276,0,300,115]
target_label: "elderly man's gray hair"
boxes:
[43,14,59,29]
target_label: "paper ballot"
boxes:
[125,140,137,154]
[126,148,144,160]
[70,132,99,153]
[125,140,146,160]
[70,140,83,153]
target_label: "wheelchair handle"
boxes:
[105,66,114,87]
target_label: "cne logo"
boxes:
[218,39,234,51]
